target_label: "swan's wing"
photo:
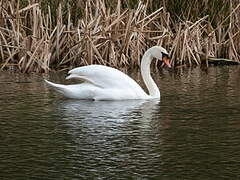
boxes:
[67,65,144,91]
[45,65,148,100]
[66,73,102,87]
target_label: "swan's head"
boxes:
[150,46,171,68]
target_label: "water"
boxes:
[0,66,240,179]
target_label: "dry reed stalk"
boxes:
[0,0,239,72]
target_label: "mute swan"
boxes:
[44,46,171,100]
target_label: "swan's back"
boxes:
[68,65,147,98]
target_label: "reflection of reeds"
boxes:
[0,0,239,72]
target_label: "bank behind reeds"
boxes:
[0,0,239,73]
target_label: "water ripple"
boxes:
[1,66,240,179]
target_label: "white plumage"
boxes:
[44,46,170,100]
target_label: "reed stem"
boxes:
[0,0,239,72]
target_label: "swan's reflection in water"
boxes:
[56,99,162,178]
[58,99,161,138]
[59,99,160,126]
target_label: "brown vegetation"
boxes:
[0,0,239,73]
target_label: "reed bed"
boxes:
[0,0,239,72]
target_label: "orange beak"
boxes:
[163,56,171,68]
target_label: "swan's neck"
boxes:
[140,50,160,98]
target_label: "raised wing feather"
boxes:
[68,65,146,95]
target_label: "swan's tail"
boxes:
[44,79,67,94]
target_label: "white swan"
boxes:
[44,46,171,100]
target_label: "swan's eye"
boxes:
[161,52,169,58]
